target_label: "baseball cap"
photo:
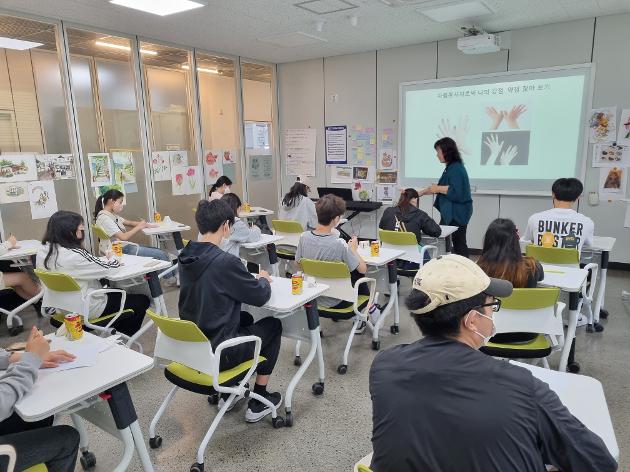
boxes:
[410,254,513,315]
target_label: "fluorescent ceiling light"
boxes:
[95,41,157,55]
[181,64,219,74]
[109,0,207,16]
[418,1,494,22]
[0,36,43,50]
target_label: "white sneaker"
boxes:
[354,321,367,335]
[245,391,282,423]
[218,390,247,412]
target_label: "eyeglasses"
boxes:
[476,298,502,313]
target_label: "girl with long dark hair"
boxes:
[279,181,317,230]
[209,176,232,201]
[36,211,150,336]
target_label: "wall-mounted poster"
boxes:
[330,165,353,184]
[0,183,29,204]
[0,154,38,183]
[325,125,347,164]
[36,154,75,180]
[376,170,398,184]
[28,180,58,219]
[377,149,397,170]
[592,142,630,168]
[151,151,171,181]
[352,166,375,183]
[87,153,113,187]
[204,150,223,181]
[598,167,627,200]
[377,184,396,202]
[250,155,273,181]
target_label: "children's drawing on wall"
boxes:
[87,153,113,187]
[28,180,58,219]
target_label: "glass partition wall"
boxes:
[66,28,151,245]
[196,52,243,198]
[141,41,200,239]
[241,61,279,212]
[0,15,83,239]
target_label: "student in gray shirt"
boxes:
[295,194,367,308]
[0,327,79,472]
[279,181,318,231]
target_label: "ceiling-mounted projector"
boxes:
[457,26,501,54]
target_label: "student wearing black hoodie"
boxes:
[379,188,442,268]
[178,199,283,423]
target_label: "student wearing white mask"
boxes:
[369,254,616,472]
[208,176,232,201]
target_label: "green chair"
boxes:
[357,466,373,472]
[379,229,437,277]
[299,259,376,373]
[146,310,283,472]
[353,452,373,471]
[24,464,48,472]
[526,244,599,331]
[480,287,571,370]
[93,224,139,256]
[271,219,303,260]
[33,269,140,348]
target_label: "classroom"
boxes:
[0,1,629,471]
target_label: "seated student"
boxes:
[36,211,151,337]
[379,188,441,267]
[220,193,278,273]
[178,200,282,422]
[279,181,318,231]
[294,194,367,309]
[523,178,594,253]
[0,234,41,301]
[477,218,544,343]
[208,176,232,201]
[370,255,617,472]
[0,326,78,472]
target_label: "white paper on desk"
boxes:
[45,335,119,372]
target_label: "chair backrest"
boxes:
[300,259,354,302]
[272,219,304,248]
[494,287,563,337]
[356,466,373,472]
[93,225,111,241]
[525,245,579,266]
[146,310,215,375]
[33,269,84,314]
[0,444,16,472]
[379,229,422,263]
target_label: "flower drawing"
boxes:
[175,173,184,187]
[206,152,218,165]
[186,167,196,190]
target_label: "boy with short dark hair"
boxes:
[523,178,594,253]
[178,199,282,422]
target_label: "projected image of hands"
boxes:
[436,116,471,155]
[485,105,527,130]
[481,102,531,166]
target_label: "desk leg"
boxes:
[563,292,580,374]
[284,302,322,427]
[126,271,163,349]
[445,235,453,254]
[593,250,609,327]
[106,382,155,472]
[172,231,184,251]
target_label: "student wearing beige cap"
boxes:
[369,254,616,472]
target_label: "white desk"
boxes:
[245,276,329,427]
[241,233,284,250]
[539,264,588,373]
[0,240,44,336]
[15,333,155,471]
[358,247,406,347]
[439,225,458,238]
[422,225,458,254]
[105,254,172,347]
[238,207,274,219]
[511,361,619,460]
[142,221,190,251]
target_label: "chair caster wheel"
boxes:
[272,416,285,428]
[567,362,581,374]
[312,382,324,396]
[285,412,293,427]
[600,309,609,319]
[190,462,204,472]
[390,325,399,335]
[207,394,219,405]
[149,436,162,449]
[594,322,604,332]
[80,451,96,470]
[294,356,302,366]
[8,325,23,337]
[586,324,594,333]
[337,364,347,375]
[372,340,381,350]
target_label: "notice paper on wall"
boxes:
[28,180,58,219]
[250,155,273,181]
[325,125,347,164]
[36,154,75,180]
[377,184,396,202]
[350,125,376,166]
[381,128,394,149]
[0,154,38,183]
[284,128,316,176]
[598,167,627,201]
[330,165,353,184]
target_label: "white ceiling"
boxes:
[1,0,629,63]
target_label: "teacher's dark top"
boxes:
[434,161,473,226]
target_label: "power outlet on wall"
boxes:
[330,93,339,103]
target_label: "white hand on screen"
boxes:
[436,116,471,155]
[498,145,518,165]
[483,134,504,165]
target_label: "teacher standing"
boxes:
[420,137,473,257]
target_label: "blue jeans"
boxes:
[123,244,174,278]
